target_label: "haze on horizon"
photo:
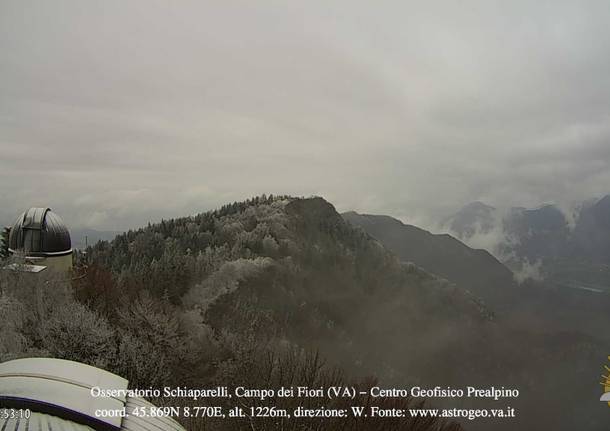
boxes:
[2,0,610,231]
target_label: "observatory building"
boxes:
[7,207,73,272]
[0,357,186,431]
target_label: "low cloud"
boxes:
[512,259,545,284]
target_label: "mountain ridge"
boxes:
[443,195,610,292]
[342,210,516,309]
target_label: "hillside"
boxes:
[342,211,515,309]
[342,210,610,391]
[82,196,606,430]
[2,195,606,430]
[86,196,494,383]
[3,195,472,431]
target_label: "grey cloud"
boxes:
[1,0,609,230]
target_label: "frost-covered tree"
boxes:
[38,300,117,369]
[0,227,10,259]
[0,293,30,361]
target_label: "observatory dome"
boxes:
[8,208,72,257]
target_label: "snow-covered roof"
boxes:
[0,358,185,431]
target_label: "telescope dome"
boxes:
[8,207,72,257]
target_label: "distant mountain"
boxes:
[443,201,496,239]
[572,195,610,261]
[501,204,571,262]
[71,228,121,250]
[342,211,515,308]
[444,195,610,293]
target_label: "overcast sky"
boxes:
[1,0,610,231]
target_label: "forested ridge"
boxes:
[80,195,493,384]
[1,195,471,431]
[0,195,605,430]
